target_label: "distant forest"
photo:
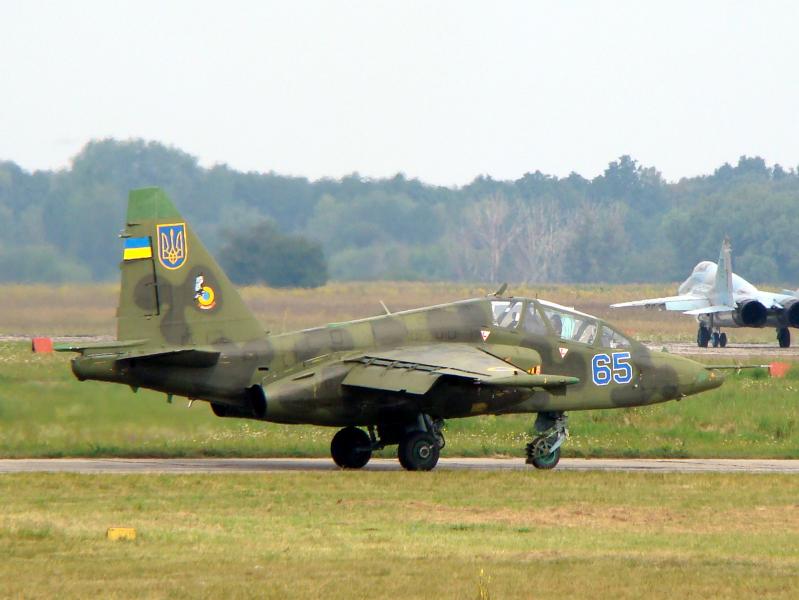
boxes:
[1,139,798,286]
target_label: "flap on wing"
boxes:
[342,344,579,395]
[683,305,735,316]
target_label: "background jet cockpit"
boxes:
[490,299,632,349]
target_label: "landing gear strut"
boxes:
[526,412,568,470]
[777,327,791,348]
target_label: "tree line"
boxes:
[1,139,798,287]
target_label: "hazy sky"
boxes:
[2,1,798,185]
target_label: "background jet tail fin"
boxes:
[712,238,734,307]
[117,187,266,346]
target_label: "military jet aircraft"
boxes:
[611,239,799,348]
[57,188,723,470]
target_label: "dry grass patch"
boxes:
[2,281,787,343]
[1,472,798,599]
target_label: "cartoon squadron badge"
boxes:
[157,223,187,270]
[194,274,216,310]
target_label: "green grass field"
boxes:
[3,283,798,599]
[1,342,797,459]
[1,471,797,599]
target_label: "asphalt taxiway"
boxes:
[1,457,797,474]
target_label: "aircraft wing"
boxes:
[610,294,709,312]
[342,343,579,396]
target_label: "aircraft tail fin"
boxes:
[712,237,734,307]
[116,187,266,347]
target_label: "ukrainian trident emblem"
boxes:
[156,223,188,270]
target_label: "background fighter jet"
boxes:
[611,239,799,348]
[58,188,723,470]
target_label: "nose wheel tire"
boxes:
[398,431,440,471]
[531,447,561,470]
[526,433,563,469]
[331,426,372,469]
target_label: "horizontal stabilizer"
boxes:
[117,348,221,368]
[55,340,220,368]
[54,339,148,354]
[683,305,736,316]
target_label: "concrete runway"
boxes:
[1,457,798,474]
[644,342,799,359]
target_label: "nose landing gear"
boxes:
[711,331,728,348]
[526,412,568,470]
[698,325,728,348]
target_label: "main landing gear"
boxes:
[697,325,727,348]
[526,412,568,470]
[330,415,446,471]
[330,426,373,469]
[698,325,792,348]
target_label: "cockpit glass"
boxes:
[522,303,548,335]
[694,261,712,273]
[491,300,523,329]
[541,306,597,344]
[599,325,631,348]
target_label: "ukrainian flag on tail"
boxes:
[123,236,152,261]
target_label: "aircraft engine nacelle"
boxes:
[779,298,799,328]
[733,299,768,327]
[210,386,267,420]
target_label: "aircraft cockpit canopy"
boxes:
[693,261,714,273]
[490,299,631,348]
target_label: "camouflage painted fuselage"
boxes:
[72,296,721,427]
[64,188,721,431]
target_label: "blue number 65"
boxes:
[592,352,632,385]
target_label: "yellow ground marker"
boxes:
[106,527,136,541]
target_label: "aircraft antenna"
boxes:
[491,283,508,297]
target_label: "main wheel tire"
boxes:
[398,431,440,471]
[719,332,728,348]
[531,447,561,470]
[778,328,791,348]
[697,326,710,348]
[330,427,372,469]
[711,332,720,348]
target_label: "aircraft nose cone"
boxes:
[682,362,724,395]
